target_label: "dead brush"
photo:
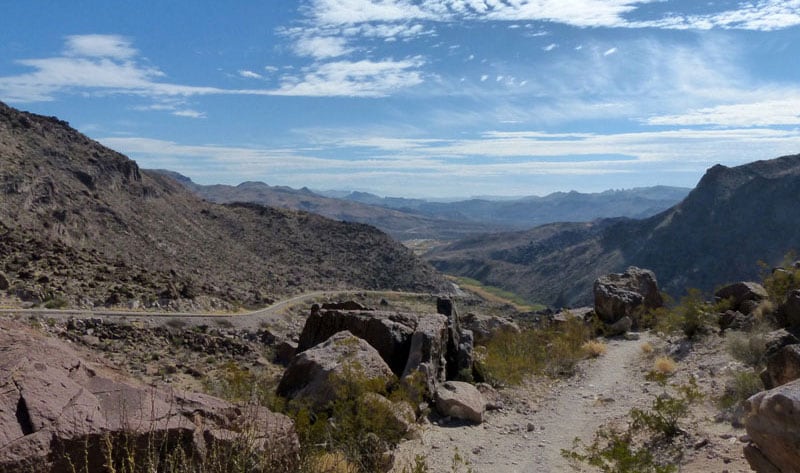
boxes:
[582,340,607,358]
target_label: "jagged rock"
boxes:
[0,271,9,291]
[715,282,769,313]
[297,306,451,397]
[552,307,594,325]
[761,345,800,390]
[461,312,520,345]
[779,290,800,331]
[437,298,474,380]
[321,301,368,311]
[435,381,485,424]
[277,331,394,408]
[719,310,755,332]
[593,267,663,328]
[401,314,448,397]
[743,444,782,473]
[298,307,417,374]
[0,319,298,472]
[744,378,800,473]
[763,329,800,359]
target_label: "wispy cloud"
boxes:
[293,35,353,59]
[0,34,426,104]
[273,58,425,97]
[238,69,263,79]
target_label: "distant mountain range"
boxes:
[157,171,689,241]
[427,154,800,307]
[0,102,447,309]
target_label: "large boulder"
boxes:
[715,282,769,313]
[761,345,800,390]
[462,312,520,345]
[593,267,663,327]
[296,306,451,396]
[0,320,298,473]
[744,378,800,473]
[435,381,486,424]
[277,331,394,408]
[298,307,419,375]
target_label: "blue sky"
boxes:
[2,1,800,198]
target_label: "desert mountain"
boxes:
[160,172,688,242]
[427,154,800,307]
[154,171,498,241]
[0,101,448,310]
[336,186,689,229]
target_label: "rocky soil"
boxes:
[394,332,753,472]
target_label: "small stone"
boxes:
[527,422,536,432]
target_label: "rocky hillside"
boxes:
[154,171,497,241]
[428,154,800,307]
[0,102,448,310]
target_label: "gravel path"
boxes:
[395,334,654,472]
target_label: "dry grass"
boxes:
[309,452,359,473]
[582,340,607,358]
[653,356,677,375]
[640,342,654,354]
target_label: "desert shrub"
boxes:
[203,361,278,405]
[640,342,654,355]
[653,356,677,376]
[582,340,608,358]
[284,365,414,473]
[630,379,702,439]
[760,251,800,303]
[563,428,676,473]
[718,370,764,410]
[725,327,769,367]
[654,289,715,339]
[479,317,591,386]
[563,379,701,472]
[43,296,68,309]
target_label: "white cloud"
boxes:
[172,109,206,119]
[647,97,800,127]
[64,34,137,59]
[543,43,557,52]
[238,69,263,79]
[0,35,426,103]
[480,74,489,82]
[294,35,352,59]
[274,58,425,97]
[603,47,617,56]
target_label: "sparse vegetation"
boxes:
[478,317,591,385]
[452,276,545,312]
[653,356,677,376]
[582,340,608,358]
[563,379,702,472]
[652,289,715,339]
[725,326,769,367]
[760,251,800,304]
[718,370,764,410]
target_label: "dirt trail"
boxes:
[395,334,654,472]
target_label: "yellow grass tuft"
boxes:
[640,342,654,354]
[582,340,607,358]
[653,356,677,375]
[310,452,359,473]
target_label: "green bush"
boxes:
[654,289,715,339]
[760,251,800,303]
[718,370,764,410]
[725,327,769,367]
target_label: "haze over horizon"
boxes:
[2,1,800,198]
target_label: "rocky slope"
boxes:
[428,154,800,307]
[0,101,448,310]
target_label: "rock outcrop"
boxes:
[461,313,520,345]
[0,319,298,472]
[715,282,768,313]
[435,381,486,423]
[761,345,800,390]
[276,331,394,408]
[744,378,800,473]
[593,267,663,329]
